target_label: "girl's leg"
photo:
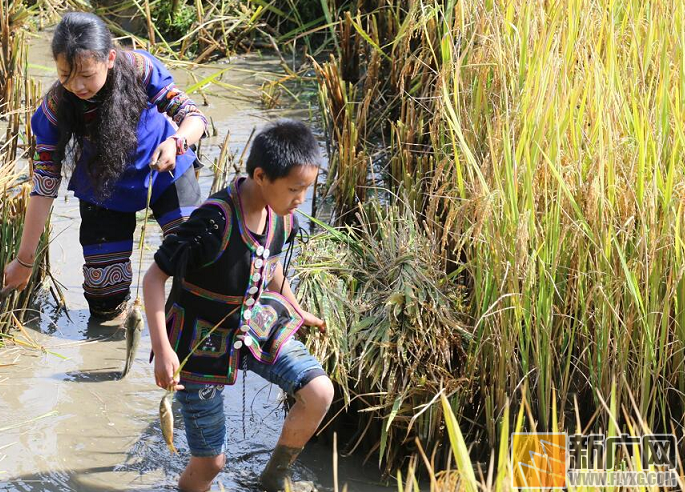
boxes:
[79,201,136,319]
[151,164,202,237]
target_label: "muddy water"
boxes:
[0,34,391,492]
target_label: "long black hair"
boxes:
[50,12,148,199]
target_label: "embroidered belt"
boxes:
[181,279,243,305]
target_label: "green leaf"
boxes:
[441,393,478,492]
[184,68,232,94]
[350,16,391,61]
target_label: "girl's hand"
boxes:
[150,138,177,173]
[154,346,185,391]
[302,311,326,333]
[3,258,33,292]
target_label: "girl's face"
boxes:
[254,165,319,217]
[56,50,115,100]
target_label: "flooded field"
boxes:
[0,32,391,492]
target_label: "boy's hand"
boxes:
[301,311,326,334]
[154,347,185,391]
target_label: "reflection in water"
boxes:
[2,467,178,492]
[62,369,122,383]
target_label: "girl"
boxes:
[3,12,208,319]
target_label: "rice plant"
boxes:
[0,0,55,336]
[209,127,255,194]
[393,386,684,492]
[0,182,52,336]
[0,0,29,110]
[50,0,341,61]
[296,201,470,470]
[306,0,685,476]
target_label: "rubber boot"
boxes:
[259,445,317,492]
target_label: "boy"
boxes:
[143,119,334,492]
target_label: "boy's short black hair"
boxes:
[246,119,321,180]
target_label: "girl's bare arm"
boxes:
[3,195,54,291]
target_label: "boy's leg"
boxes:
[176,383,227,492]
[246,339,334,492]
[179,455,226,492]
[274,375,334,447]
[79,201,136,319]
[259,376,334,492]
[151,164,202,237]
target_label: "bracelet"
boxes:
[16,257,34,268]
[171,135,188,156]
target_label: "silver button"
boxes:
[240,324,250,332]
[233,340,243,349]
[245,298,255,306]
[244,337,254,347]
[254,259,264,269]
[243,310,252,320]
[248,286,258,295]
[263,248,270,259]
[252,273,261,283]
[256,246,264,256]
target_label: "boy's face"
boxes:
[254,165,319,216]
[56,50,115,100]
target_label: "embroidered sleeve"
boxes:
[128,50,208,137]
[30,90,62,198]
[154,201,231,277]
[151,84,208,135]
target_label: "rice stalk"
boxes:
[296,200,470,471]
[60,0,335,62]
[209,127,255,194]
[394,384,681,491]
[0,0,58,337]
[306,0,685,476]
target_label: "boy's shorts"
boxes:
[175,338,327,457]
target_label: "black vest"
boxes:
[165,178,300,385]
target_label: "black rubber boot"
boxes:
[259,445,317,492]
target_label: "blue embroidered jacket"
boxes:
[30,50,208,212]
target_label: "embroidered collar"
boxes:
[228,177,277,253]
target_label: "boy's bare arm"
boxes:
[267,262,325,332]
[267,261,300,308]
[143,263,172,353]
[143,262,185,390]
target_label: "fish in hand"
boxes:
[159,390,177,454]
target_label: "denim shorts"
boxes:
[175,338,327,457]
